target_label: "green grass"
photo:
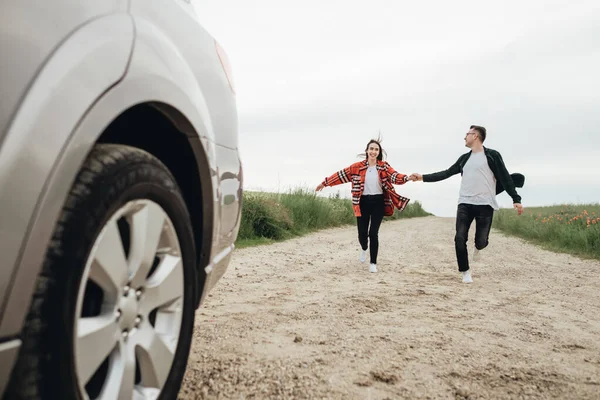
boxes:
[493,203,600,260]
[235,188,432,248]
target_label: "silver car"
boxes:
[0,1,242,399]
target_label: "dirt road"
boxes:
[179,216,600,399]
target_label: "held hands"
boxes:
[318,173,423,189]
[514,203,524,216]
[407,173,423,182]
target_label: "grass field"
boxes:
[234,189,600,261]
[493,203,600,260]
[235,189,432,248]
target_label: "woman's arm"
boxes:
[385,162,409,185]
[316,163,357,191]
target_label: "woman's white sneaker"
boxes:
[359,250,367,263]
[369,263,377,273]
[461,270,473,283]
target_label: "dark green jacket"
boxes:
[423,147,523,204]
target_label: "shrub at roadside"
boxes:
[493,204,600,260]
[236,189,432,247]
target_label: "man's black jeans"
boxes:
[455,203,494,272]
[356,194,384,264]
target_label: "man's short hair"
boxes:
[470,125,487,143]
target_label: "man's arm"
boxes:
[385,162,409,185]
[493,151,522,204]
[420,155,464,182]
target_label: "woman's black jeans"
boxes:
[356,194,384,264]
[455,203,494,272]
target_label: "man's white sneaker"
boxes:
[461,270,473,283]
[359,250,367,263]
[369,263,377,273]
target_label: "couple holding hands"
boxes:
[315,125,524,283]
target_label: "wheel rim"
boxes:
[74,200,184,400]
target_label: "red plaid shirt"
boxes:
[322,160,410,217]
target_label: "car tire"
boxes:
[7,144,197,400]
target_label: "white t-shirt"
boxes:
[363,165,383,195]
[457,152,499,210]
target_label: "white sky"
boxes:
[194,0,600,217]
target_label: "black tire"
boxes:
[6,144,197,400]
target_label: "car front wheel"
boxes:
[8,144,197,400]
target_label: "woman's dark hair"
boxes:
[359,132,386,161]
[364,139,385,161]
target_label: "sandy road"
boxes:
[179,216,600,399]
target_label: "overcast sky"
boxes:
[194,0,599,217]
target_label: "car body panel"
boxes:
[0,0,128,144]
[0,1,241,397]
[0,339,21,397]
[127,0,242,293]
[0,13,135,337]
[129,0,239,149]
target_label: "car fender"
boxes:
[0,15,223,337]
[107,15,221,252]
[0,13,134,337]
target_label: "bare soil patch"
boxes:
[179,216,600,399]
